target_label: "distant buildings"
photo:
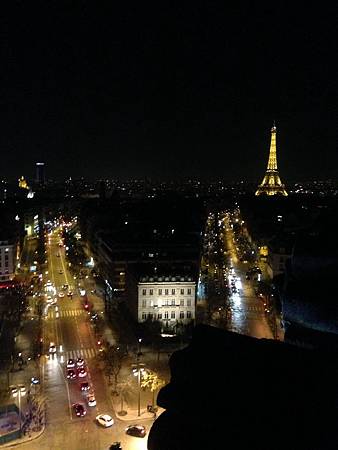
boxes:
[35,162,46,185]
[0,240,16,281]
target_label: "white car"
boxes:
[49,342,56,353]
[96,414,114,427]
[87,394,96,407]
[58,292,65,298]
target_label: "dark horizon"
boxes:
[1,3,337,183]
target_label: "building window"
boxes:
[187,288,191,295]
[164,311,169,319]
[171,299,175,306]
[165,299,169,306]
[187,311,192,319]
[142,300,147,307]
[158,289,162,295]
[171,289,175,295]
[148,313,153,319]
[149,289,153,295]
[180,311,184,319]
[165,289,169,295]
[180,299,184,306]
[142,313,147,320]
[158,313,162,319]
[180,288,184,295]
[142,289,146,295]
[171,311,175,319]
[187,299,191,306]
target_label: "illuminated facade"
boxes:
[0,241,15,281]
[18,176,29,190]
[138,276,196,328]
[255,124,288,196]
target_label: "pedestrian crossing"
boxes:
[47,309,84,319]
[62,348,98,361]
[232,305,264,313]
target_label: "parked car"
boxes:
[125,424,146,438]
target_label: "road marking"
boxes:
[63,348,97,361]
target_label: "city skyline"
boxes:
[1,3,337,182]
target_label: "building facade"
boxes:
[0,241,15,281]
[137,276,196,328]
[35,162,46,185]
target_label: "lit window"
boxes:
[165,299,169,306]
[171,299,175,306]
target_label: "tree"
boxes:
[116,376,134,414]
[101,345,126,392]
[141,370,166,407]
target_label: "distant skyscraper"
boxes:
[35,162,46,185]
[255,124,288,196]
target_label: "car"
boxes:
[58,292,65,298]
[49,342,56,353]
[67,359,75,368]
[96,414,114,427]
[67,291,73,297]
[63,284,69,290]
[73,403,86,417]
[125,424,146,438]
[109,443,122,450]
[59,270,63,274]
[77,357,85,367]
[77,368,87,378]
[87,394,96,407]
[80,382,90,391]
[67,369,76,380]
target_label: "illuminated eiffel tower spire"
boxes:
[255,123,288,196]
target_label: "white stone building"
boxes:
[137,275,196,328]
[0,241,15,281]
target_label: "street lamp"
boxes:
[132,361,146,417]
[10,384,26,434]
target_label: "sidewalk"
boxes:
[1,422,45,448]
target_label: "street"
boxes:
[6,229,152,450]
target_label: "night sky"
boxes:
[1,2,337,182]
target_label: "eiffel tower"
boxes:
[255,124,288,196]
